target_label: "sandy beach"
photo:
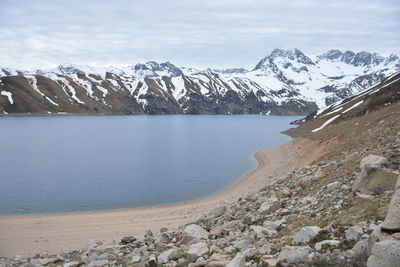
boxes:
[0,137,328,258]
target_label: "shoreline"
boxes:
[0,137,321,258]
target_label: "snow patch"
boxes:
[312,114,341,132]
[1,91,13,104]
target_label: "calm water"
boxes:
[0,115,296,215]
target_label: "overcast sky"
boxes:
[1,0,399,70]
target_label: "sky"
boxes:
[0,0,399,70]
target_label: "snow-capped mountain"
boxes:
[0,49,399,116]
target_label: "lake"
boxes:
[0,115,297,215]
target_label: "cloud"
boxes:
[0,0,399,69]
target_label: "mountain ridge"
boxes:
[1,49,399,116]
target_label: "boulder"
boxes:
[352,155,398,194]
[346,225,364,242]
[187,242,209,262]
[381,175,400,233]
[326,181,341,192]
[293,226,322,244]
[262,219,286,231]
[258,194,280,215]
[250,225,277,238]
[277,246,313,263]
[234,236,255,250]
[210,220,244,236]
[367,240,400,267]
[29,258,58,266]
[351,239,371,261]
[226,252,245,267]
[154,232,171,244]
[157,248,179,264]
[63,261,80,267]
[180,224,209,245]
[206,206,227,218]
[87,259,109,267]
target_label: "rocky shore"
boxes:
[1,102,400,266]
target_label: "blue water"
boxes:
[0,115,296,215]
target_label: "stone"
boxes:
[277,246,313,263]
[155,232,171,244]
[258,194,280,215]
[298,176,313,188]
[121,235,136,244]
[293,226,322,244]
[180,224,209,245]
[29,258,58,266]
[87,259,109,267]
[326,181,341,192]
[206,206,227,218]
[234,236,255,250]
[226,252,245,267]
[353,155,397,194]
[354,193,374,204]
[262,219,286,231]
[381,175,400,233]
[63,261,80,267]
[367,240,400,267]
[346,225,364,242]
[131,255,142,263]
[157,248,179,264]
[315,240,340,251]
[250,225,276,238]
[351,239,370,261]
[210,220,244,236]
[187,242,209,262]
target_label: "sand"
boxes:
[0,137,324,258]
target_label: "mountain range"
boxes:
[0,49,399,115]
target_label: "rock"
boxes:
[63,261,80,267]
[381,175,400,233]
[262,219,286,231]
[210,220,244,236]
[121,235,136,244]
[157,248,179,264]
[180,224,209,245]
[351,239,370,261]
[187,242,209,262]
[206,206,227,218]
[367,240,400,267]
[250,225,276,238]
[346,225,364,242]
[293,226,322,244]
[29,258,58,266]
[87,259,109,267]
[353,155,397,194]
[298,176,313,188]
[258,194,280,215]
[354,193,374,204]
[226,252,245,267]
[234,236,255,250]
[154,232,171,244]
[326,181,341,192]
[131,255,142,263]
[315,240,340,251]
[277,246,313,263]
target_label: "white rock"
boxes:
[157,248,179,264]
[63,261,80,267]
[345,225,364,242]
[293,226,322,244]
[187,242,209,262]
[29,258,58,266]
[131,255,141,263]
[277,246,313,262]
[250,225,277,238]
[326,181,341,192]
[367,240,400,267]
[226,252,246,267]
[180,224,209,245]
[263,219,286,230]
[315,240,340,251]
[258,194,280,214]
[87,259,109,267]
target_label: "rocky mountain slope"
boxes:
[1,49,399,116]
[2,70,400,267]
